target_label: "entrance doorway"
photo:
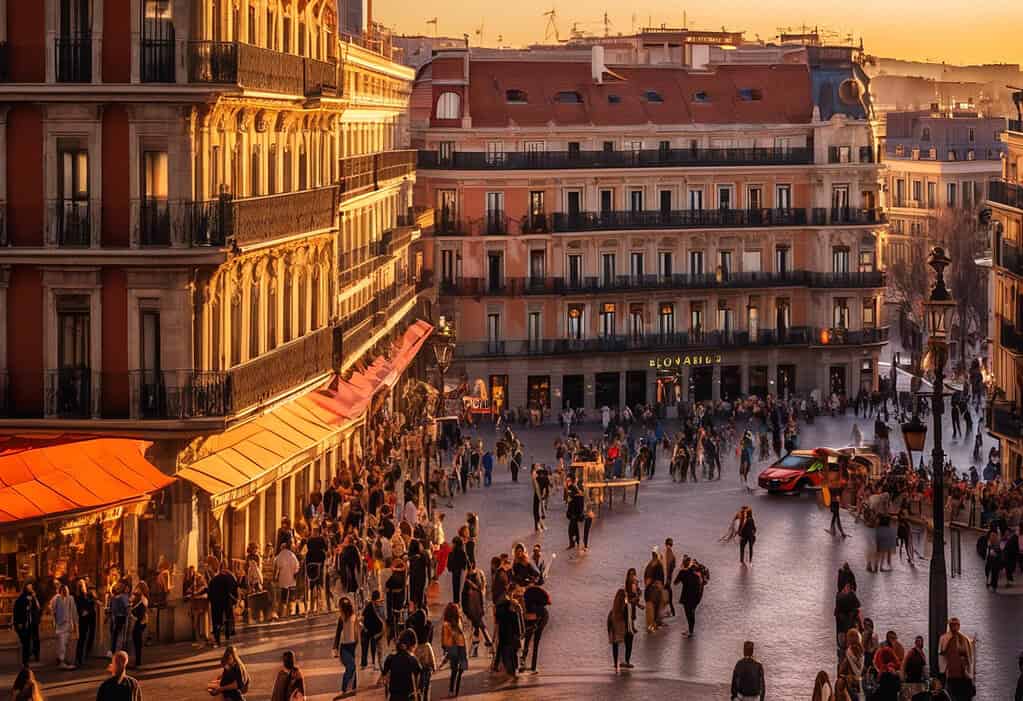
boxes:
[690,366,713,402]
[721,365,741,401]
[562,374,584,410]
[777,364,796,399]
[625,370,646,407]
[749,365,768,398]
[829,365,847,398]
[595,372,620,408]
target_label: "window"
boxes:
[832,185,850,211]
[833,298,850,329]
[911,180,922,204]
[505,89,528,103]
[282,15,291,52]
[267,145,277,195]
[747,186,763,210]
[776,298,791,332]
[832,247,850,274]
[862,297,876,327]
[927,182,936,209]
[742,250,762,273]
[249,279,260,359]
[630,252,644,278]
[601,253,616,285]
[921,127,931,141]
[567,142,581,159]
[440,250,456,284]
[282,270,293,342]
[643,90,663,103]
[487,313,501,346]
[567,254,583,287]
[690,250,704,276]
[658,251,673,278]
[566,190,582,217]
[775,246,790,275]
[436,92,461,119]
[528,311,542,347]
[776,184,792,209]
[738,88,762,101]
[485,192,505,233]
[567,305,584,339]
[717,185,733,210]
[266,278,277,350]
[57,139,90,246]
[250,145,260,196]
[894,179,905,207]
[297,20,306,55]
[602,141,614,153]
[629,189,643,212]
[659,303,675,335]
[629,304,644,338]
[858,250,875,273]
[719,250,732,278]
[693,91,710,103]
[690,303,704,336]
[718,304,733,335]
[141,0,175,82]
[599,189,613,213]
[487,252,503,291]
[529,250,546,280]
[230,288,242,366]
[963,181,973,207]
[659,189,672,214]
[607,94,622,104]
[600,303,616,337]
[688,188,703,210]
[659,140,670,154]
[554,91,582,103]
[298,144,307,190]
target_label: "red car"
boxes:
[757,450,825,493]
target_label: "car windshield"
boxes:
[775,455,817,470]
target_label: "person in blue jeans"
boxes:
[483,450,494,486]
[333,597,360,696]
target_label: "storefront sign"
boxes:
[649,354,722,369]
[463,396,491,413]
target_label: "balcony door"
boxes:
[487,252,503,293]
[57,0,92,82]
[58,141,90,246]
[485,192,505,234]
[141,0,175,82]
[437,189,456,232]
[55,296,91,417]
[141,151,169,245]
[528,190,545,232]
[139,309,164,416]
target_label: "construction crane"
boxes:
[543,7,560,43]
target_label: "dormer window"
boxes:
[693,91,710,103]
[607,94,622,104]
[738,88,763,101]
[505,89,528,104]
[643,90,664,103]
[554,91,582,104]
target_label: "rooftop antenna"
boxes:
[543,6,561,42]
[426,17,438,38]
[474,20,485,46]
[603,11,612,37]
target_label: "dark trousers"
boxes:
[611,633,634,664]
[683,604,697,635]
[132,622,146,666]
[533,494,542,530]
[665,583,676,616]
[830,503,846,534]
[211,605,233,645]
[360,630,380,666]
[568,519,580,547]
[498,643,519,675]
[986,559,1001,590]
[111,616,127,654]
[76,617,95,665]
[583,517,593,548]
[521,614,547,670]
[451,570,463,603]
[740,538,754,564]
[16,627,32,666]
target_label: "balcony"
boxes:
[129,370,231,419]
[231,186,337,246]
[44,369,99,418]
[138,198,171,246]
[1008,119,1023,135]
[187,41,339,97]
[339,150,416,202]
[458,328,816,358]
[53,199,91,247]
[140,40,175,82]
[55,36,92,82]
[551,208,809,233]
[441,270,885,297]
[811,326,889,346]
[816,208,886,226]
[988,400,1023,440]
[418,146,814,170]
[989,180,1023,211]
[1000,318,1023,355]
[228,325,334,412]
[997,240,1023,277]
[183,198,230,246]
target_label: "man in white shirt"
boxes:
[273,542,300,618]
[51,584,78,669]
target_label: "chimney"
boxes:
[592,45,605,84]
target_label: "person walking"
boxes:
[208,561,239,646]
[50,583,77,669]
[663,538,677,618]
[494,588,524,679]
[483,449,494,487]
[675,556,705,638]
[739,509,757,566]
[74,580,97,667]
[269,650,305,701]
[129,582,149,668]
[273,542,300,618]
[566,484,585,551]
[97,651,142,701]
[10,666,43,701]
[379,630,422,701]
[333,596,360,696]
[520,577,550,673]
[447,536,468,604]
[183,566,209,646]
[12,584,41,667]
[510,445,523,483]
[109,582,131,656]
[207,645,249,700]
[441,603,468,697]
[730,640,765,701]
[461,565,493,656]
[360,590,386,669]
[607,588,635,672]
[938,618,975,701]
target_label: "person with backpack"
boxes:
[379,630,422,701]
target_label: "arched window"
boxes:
[435,92,461,119]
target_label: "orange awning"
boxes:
[0,436,174,525]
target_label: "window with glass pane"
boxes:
[719,251,732,277]
[833,298,849,329]
[776,184,791,209]
[718,305,733,334]
[690,303,704,336]
[832,247,850,274]
[486,142,504,165]
[600,303,616,337]
[283,271,293,342]
[440,250,455,284]
[630,190,643,212]
[862,297,876,327]
[266,280,277,349]
[630,252,643,278]
[528,311,541,348]
[747,305,759,337]
[630,304,643,338]
[747,186,762,210]
[567,305,583,339]
[947,182,957,208]
[601,253,615,285]
[717,186,732,209]
[529,250,546,280]
[775,246,790,275]
[688,189,703,210]
[742,250,761,273]
[658,251,672,278]
[832,185,850,210]
[776,298,790,332]
[249,280,260,359]
[487,313,501,347]
[600,189,613,213]
[858,250,875,273]
[690,250,704,276]
[58,140,90,246]
[567,254,583,287]
[659,303,675,335]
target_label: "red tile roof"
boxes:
[467,61,813,127]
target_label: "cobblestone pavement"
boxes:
[5,409,1018,701]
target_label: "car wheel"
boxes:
[793,479,809,494]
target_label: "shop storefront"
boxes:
[562,374,584,410]
[595,372,620,408]
[527,375,551,411]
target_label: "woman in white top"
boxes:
[332,596,361,695]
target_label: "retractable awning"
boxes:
[0,436,173,526]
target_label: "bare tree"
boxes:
[928,210,989,374]
[887,243,930,369]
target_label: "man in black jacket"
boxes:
[730,641,765,701]
[379,630,422,701]
[520,579,550,673]
[494,588,524,679]
[12,583,41,665]
[675,556,704,638]
[207,562,239,646]
[566,484,584,550]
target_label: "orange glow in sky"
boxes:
[372,0,1023,66]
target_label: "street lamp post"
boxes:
[430,316,457,518]
[924,246,955,671]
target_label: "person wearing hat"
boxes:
[379,630,422,701]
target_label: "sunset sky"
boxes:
[372,0,1022,66]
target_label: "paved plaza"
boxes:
[5,409,1019,700]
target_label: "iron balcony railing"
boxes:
[989,180,1023,211]
[180,187,337,247]
[441,271,885,297]
[140,39,175,82]
[55,36,92,82]
[988,400,1023,440]
[999,240,1023,277]
[1000,318,1023,355]
[228,326,334,412]
[551,208,809,233]
[1008,119,1023,134]
[44,368,99,418]
[129,370,231,419]
[54,199,91,246]
[418,146,814,170]
[338,150,416,202]
[138,198,171,246]
[188,41,339,96]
